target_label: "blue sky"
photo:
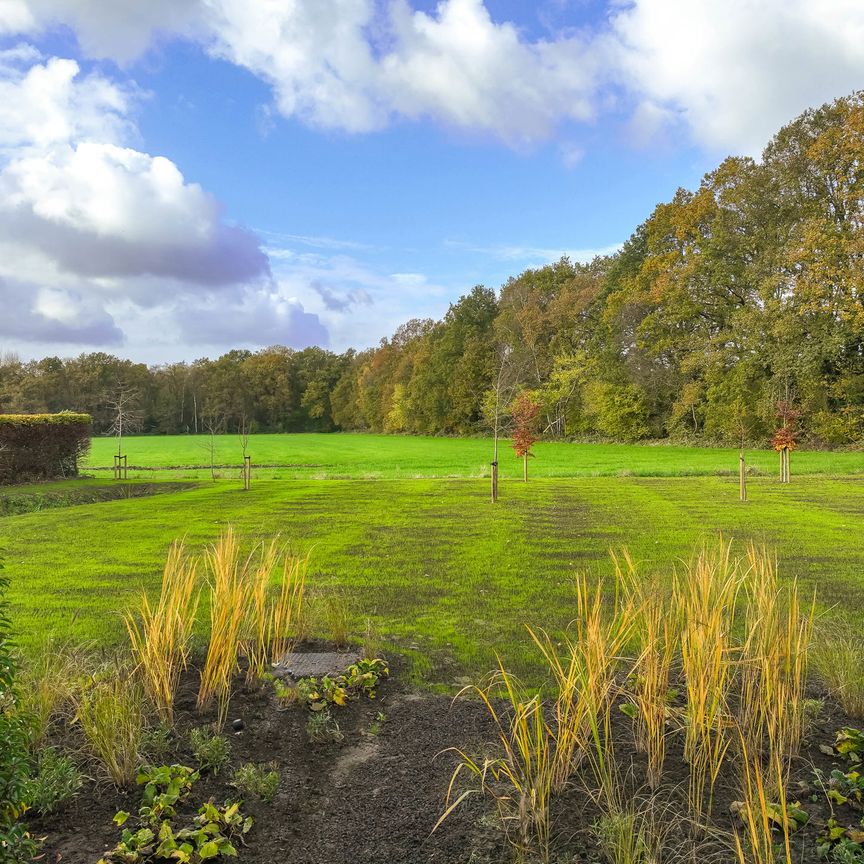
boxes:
[1,1,863,362]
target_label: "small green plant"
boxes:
[268,676,298,709]
[102,799,251,863]
[297,659,389,712]
[133,764,199,824]
[141,722,174,762]
[593,810,645,864]
[24,747,83,815]
[816,767,864,809]
[306,708,343,744]
[75,671,144,786]
[322,591,350,648]
[833,729,864,763]
[189,726,231,775]
[817,817,864,861]
[368,712,386,735]
[812,626,864,719]
[230,762,280,803]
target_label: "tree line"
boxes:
[3,93,864,446]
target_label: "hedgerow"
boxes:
[0,413,91,485]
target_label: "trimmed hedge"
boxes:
[0,413,91,484]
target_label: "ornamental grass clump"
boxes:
[197,529,254,730]
[811,622,864,719]
[739,545,814,790]
[126,541,199,724]
[618,553,676,792]
[76,670,144,787]
[269,552,308,663]
[438,665,555,863]
[675,542,742,826]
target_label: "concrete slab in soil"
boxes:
[272,650,361,680]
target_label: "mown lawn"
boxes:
[85,433,864,479]
[4,473,864,684]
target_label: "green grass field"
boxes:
[5,435,864,683]
[86,433,864,479]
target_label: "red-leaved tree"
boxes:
[511,391,540,482]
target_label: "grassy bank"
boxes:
[84,433,864,480]
[4,474,863,682]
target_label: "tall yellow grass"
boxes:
[243,538,280,684]
[197,529,254,729]
[676,542,742,825]
[733,736,794,864]
[126,540,199,723]
[530,572,636,800]
[739,545,814,790]
[270,552,308,662]
[438,665,555,862]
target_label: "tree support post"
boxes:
[491,461,498,503]
[739,451,746,502]
[243,455,251,491]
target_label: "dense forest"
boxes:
[3,93,864,445]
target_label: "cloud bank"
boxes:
[5,0,864,153]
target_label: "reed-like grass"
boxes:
[618,553,676,792]
[738,545,814,789]
[126,540,199,723]
[75,670,144,786]
[243,538,280,685]
[18,639,89,746]
[529,572,636,804]
[733,736,794,864]
[810,621,864,719]
[676,542,742,825]
[197,529,254,729]
[269,553,308,663]
[437,665,555,862]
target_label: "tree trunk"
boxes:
[523,453,528,482]
[739,451,746,502]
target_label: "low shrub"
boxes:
[0,566,37,860]
[189,726,231,775]
[24,748,83,815]
[306,709,343,744]
[230,763,280,803]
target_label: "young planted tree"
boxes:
[239,413,251,490]
[511,391,540,482]
[772,401,800,484]
[105,385,141,479]
[200,411,225,481]
[487,345,517,503]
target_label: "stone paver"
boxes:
[272,650,361,680]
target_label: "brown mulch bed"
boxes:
[29,650,863,864]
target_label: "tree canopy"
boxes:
[4,93,864,446]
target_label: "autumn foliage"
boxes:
[772,401,801,452]
[511,392,540,459]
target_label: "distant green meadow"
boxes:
[85,432,864,480]
[4,434,864,684]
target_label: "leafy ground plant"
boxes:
[230,762,280,803]
[24,747,83,815]
[306,708,343,744]
[189,727,231,775]
[101,800,252,863]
